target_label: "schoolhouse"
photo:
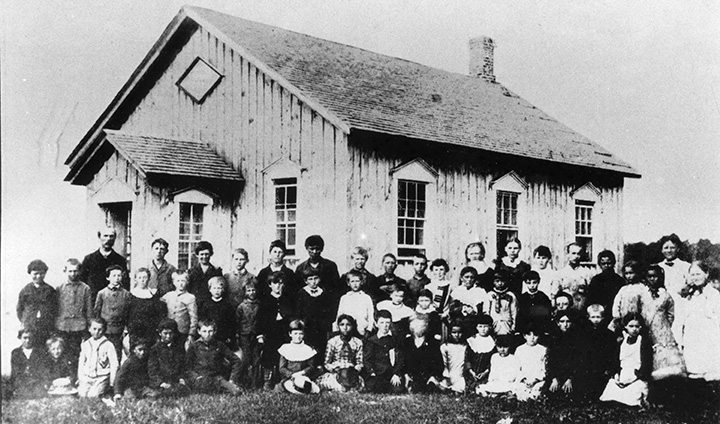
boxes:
[64,6,639,275]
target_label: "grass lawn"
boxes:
[2,388,719,424]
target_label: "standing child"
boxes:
[425,259,453,324]
[224,248,257,308]
[399,317,443,393]
[516,270,552,336]
[363,310,403,393]
[494,238,531,299]
[465,315,496,392]
[148,238,177,298]
[236,281,262,388]
[586,250,625,320]
[531,245,558,299]
[450,266,489,316]
[10,329,48,399]
[611,261,648,332]
[339,246,377,300]
[185,319,241,395]
[45,337,77,396]
[78,318,119,398]
[55,258,92,361]
[335,270,375,337]
[17,259,58,347]
[475,335,521,397]
[257,240,300,298]
[276,320,321,394]
[514,324,547,401]
[294,235,341,297]
[113,338,159,400]
[376,283,414,337]
[148,319,187,394]
[127,267,167,344]
[413,289,443,341]
[487,270,518,336]
[405,253,430,307]
[578,304,618,402]
[187,241,223,304]
[256,271,295,389]
[295,267,334,355]
[318,315,364,392]
[93,264,131,361]
[374,253,407,303]
[162,270,198,345]
[556,243,592,312]
[599,313,651,407]
[438,321,467,393]
[197,276,237,350]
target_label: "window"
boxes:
[397,180,427,258]
[496,191,519,257]
[275,178,297,256]
[178,203,204,269]
[575,200,594,262]
[177,57,223,103]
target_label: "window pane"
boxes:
[192,205,203,222]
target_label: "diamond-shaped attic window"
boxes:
[177,57,223,103]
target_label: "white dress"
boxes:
[476,353,521,395]
[680,288,720,380]
[439,343,466,393]
[513,343,547,401]
[600,334,649,406]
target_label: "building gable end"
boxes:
[389,158,438,183]
[571,182,602,202]
[171,187,216,205]
[490,171,528,193]
[91,177,137,204]
[262,157,304,179]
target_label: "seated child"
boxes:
[198,276,237,350]
[399,317,443,393]
[93,265,131,361]
[236,281,261,389]
[224,248,257,307]
[10,329,48,399]
[127,268,167,344]
[547,310,581,401]
[55,258,92,361]
[276,320,321,394]
[78,318,119,398]
[487,270,518,336]
[514,324,547,401]
[162,270,198,345]
[516,270,553,336]
[317,315,363,392]
[465,314,496,392]
[148,319,187,394]
[114,338,159,400]
[45,336,77,396]
[600,313,651,407]
[363,310,403,393]
[257,271,295,389]
[185,319,241,395]
[578,304,618,402]
[412,289,443,341]
[438,321,467,393]
[376,283,414,337]
[476,335,520,397]
[335,270,375,337]
[295,267,333,355]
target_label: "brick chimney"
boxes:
[469,36,495,82]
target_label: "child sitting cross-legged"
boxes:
[514,324,547,401]
[438,321,467,393]
[10,329,48,399]
[399,316,443,393]
[148,319,187,395]
[317,315,364,392]
[78,317,119,398]
[185,319,241,395]
[276,320,321,394]
[376,283,414,337]
[362,310,403,394]
[464,314,496,393]
[475,335,520,397]
[113,338,159,401]
[45,336,77,396]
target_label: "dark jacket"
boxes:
[398,336,443,383]
[80,249,128,298]
[10,347,48,397]
[517,291,553,334]
[127,295,167,340]
[114,354,151,394]
[185,338,239,380]
[363,332,403,378]
[547,329,582,383]
[148,340,185,387]
[258,265,301,298]
[17,282,57,335]
[586,272,626,318]
[294,257,341,295]
[197,297,237,349]
[187,263,223,303]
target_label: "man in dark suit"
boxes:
[81,226,128,302]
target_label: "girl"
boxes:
[464,314,496,392]
[475,335,521,397]
[450,266,489,316]
[257,271,295,389]
[10,329,47,399]
[611,261,648,332]
[318,315,363,392]
[399,317,443,393]
[257,240,300,297]
[413,289,443,341]
[678,261,720,381]
[277,320,321,394]
[600,313,651,407]
[494,238,531,299]
[546,310,581,401]
[439,321,467,393]
[128,268,168,346]
[425,258,453,320]
[487,270,518,336]
[465,242,493,292]
[641,265,686,381]
[45,337,77,396]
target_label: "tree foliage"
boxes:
[624,236,720,270]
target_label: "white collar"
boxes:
[278,342,316,362]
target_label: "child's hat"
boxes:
[283,375,320,395]
[47,377,78,396]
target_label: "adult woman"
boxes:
[465,242,493,292]
[494,238,531,298]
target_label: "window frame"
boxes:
[396,179,428,260]
[273,177,298,257]
[178,202,205,270]
[490,171,527,258]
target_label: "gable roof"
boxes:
[65,6,639,182]
[104,130,242,181]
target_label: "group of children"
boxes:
[11,234,720,408]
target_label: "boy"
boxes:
[531,245,557,298]
[236,281,261,388]
[148,238,177,298]
[114,338,158,400]
[197,276,237,350]
[187,241,223,303]
[363,310,403,393]
[586,250,625,318]
[465,314,496,392]
[376,283,413,337]
[294,235,341,295]
[10,329,48,399]
[295,267,333,355]
[17,259,58,346]
[476,335,520,397]
[148,319,187,394]
[335,269,375,337]
[412,289,442,341]
[514,324,547,401]
[339,247,377,299]
[256,272,295,389]
[185,319,241,395]
[55,258,92,360]
[257,240,301,297]
[373,253,407,303]
[78,317,119,398]
[516,270,552,335]
[162,270,198,345]
[399,317,443,393]
[487,270,518,336]
[405,253,430,307]
[578,304,617,402]
[93,264,131,361]
[224,248,257,307]
[425,259,452,320]
[557,243,592,312]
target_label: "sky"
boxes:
[1,0,719,367]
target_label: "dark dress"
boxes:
[577,325,619,402]
[198,297,237,349]
[256,292,295,371]
[494,258,531,299]
[295,288,333,354]
[517,291,553,334]
[586,271,625,320]
[547,328,582,401]
[10,347,48,398]
[127,294,168,342]
[398,336,444,393]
